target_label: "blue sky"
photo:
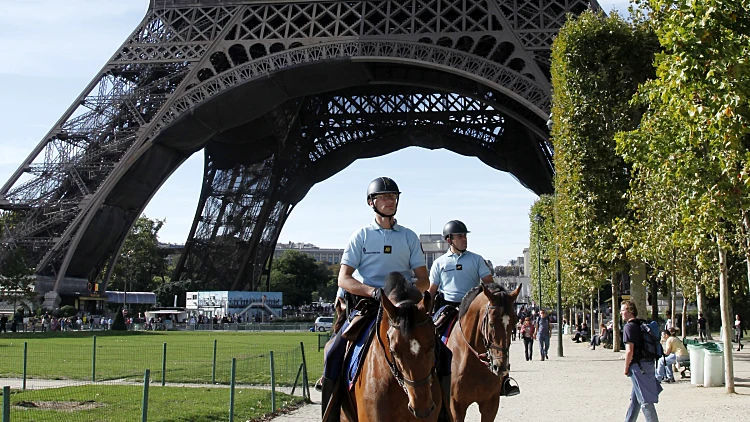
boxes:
[0,0,630,267]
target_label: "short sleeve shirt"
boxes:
[623,319,644,365]
[429,250,492,303]
[337,220,426,297]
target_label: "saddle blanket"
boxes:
[434,305,458,345]
[346,317,377,390]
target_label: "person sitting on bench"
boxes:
[572,322,590,343]
[656,328,689,383]
[589,323,608,350]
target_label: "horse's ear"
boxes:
[418,290,432,314]
[481,282,494,299]
[509,284,522,301]
[380,289,397,318]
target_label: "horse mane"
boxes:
[458,283,510,319]
[383,272,418,335]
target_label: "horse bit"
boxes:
[375,302,437,418]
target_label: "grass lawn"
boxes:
[4,384,304,422]
[0,331,325,386]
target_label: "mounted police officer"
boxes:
[318,176,430,420]
[428,220,494,309]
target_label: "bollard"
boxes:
[142,369,150,422]
[300,342,310,401]
[92,335,97,382]
[23,342,28,390]
[161,343,167,386]
[211,339,217,384]
[3,385,10,422]
[229,358,236,422]
[270,351,276,413]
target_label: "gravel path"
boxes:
[273,333,750,421]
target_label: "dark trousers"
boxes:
[523,337,534,360]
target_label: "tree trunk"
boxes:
[743,211,750,295]
[589,294,594,332]
[598,288,602,327]
[612,271,621,352]
[717,239,735,393]
[669,272,677,327]
[630,261,649,321]
[681,291,687,340]
[651,275,659,321]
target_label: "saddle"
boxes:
[322,298,379,422]
[433,305,459,344]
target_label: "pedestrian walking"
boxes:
[521,317,536,361]
[697,313,707,342]
[535,309,551,360]
[621,300,661,422]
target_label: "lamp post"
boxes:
[534,214,544,310]
[556,246,564,357]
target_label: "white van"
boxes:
[314,316,334,332]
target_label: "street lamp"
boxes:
[534,214,544,310]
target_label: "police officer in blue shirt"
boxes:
[319,177,429,420]
[428,220,494,308]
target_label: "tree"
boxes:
[0,247,35,312]
[270,250,332,306]
[109,216,167,293]
[619,0,750,393]
[154,278,204,308]
[551,10,659,351]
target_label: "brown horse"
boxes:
[342,275,441,422]
[446,283,521,422]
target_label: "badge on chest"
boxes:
[384,245,392,254]
[456,264,463,270]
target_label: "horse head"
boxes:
[476,283,522,378]
[379,278,437,419]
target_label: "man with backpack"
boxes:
[621,300,662,422]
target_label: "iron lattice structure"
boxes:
[0,0,598,295]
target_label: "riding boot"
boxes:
[320,376,341,422]
[436,375,452,422]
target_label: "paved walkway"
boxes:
[272,334,750,421]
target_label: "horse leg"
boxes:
[477,396,500,422]
[449,398,467,422]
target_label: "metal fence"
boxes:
[0,339,311,421]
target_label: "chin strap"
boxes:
[369,196,398,220]
[448,237,466,254]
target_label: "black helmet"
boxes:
[443,220,469,239]
[367,177,401,200]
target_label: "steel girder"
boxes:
[0,0,598,293]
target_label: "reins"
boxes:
[375,300,437,418]
[457,300,510,375]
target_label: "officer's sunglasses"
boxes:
[375,193,399,202]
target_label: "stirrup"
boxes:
[314,377,324,392]
[500,377,520,397]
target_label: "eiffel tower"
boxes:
[0,0,597,308]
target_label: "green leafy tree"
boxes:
[529,195,558,310]
[270,250,332,306]
[154,278,204,308]
[109,216,167,293]
[0,247,35,312]
[619,0,750,392]
[551,10,659,351]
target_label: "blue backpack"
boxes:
[636,319,663,361]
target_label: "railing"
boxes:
[0,337,312,421]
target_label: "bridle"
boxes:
[457,300,510,376]
[375,301,437,419]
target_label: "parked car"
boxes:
[314,316,334,332]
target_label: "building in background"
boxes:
[523,248,530,277]
[274,241,344,265]
[420,234,450,270]
[186,291,283,321]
